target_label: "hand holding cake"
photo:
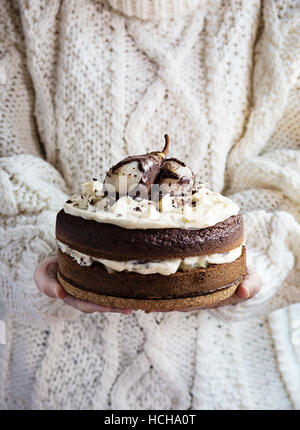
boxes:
[52,136,260,312]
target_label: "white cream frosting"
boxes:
[57,240,243,276]
[64,180,240,230]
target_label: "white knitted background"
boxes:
[0,0,300,409]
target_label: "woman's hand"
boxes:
[174,268,262,312]
[34,256,132,315]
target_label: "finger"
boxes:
[236,269,262,300]
[34,257,66,299]
[62,295,132,314]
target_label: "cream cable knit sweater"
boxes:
[0,0,300,410]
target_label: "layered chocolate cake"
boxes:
[56,136,246,311]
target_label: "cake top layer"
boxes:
[63,136,240,230]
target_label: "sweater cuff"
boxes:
[106,0,201,20]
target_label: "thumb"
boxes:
[34,256,67,299]
[235,268,262,300]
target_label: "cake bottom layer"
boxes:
[57,271,242,311]
[57,247,246,298]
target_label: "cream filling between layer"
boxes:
[57,240,243,276]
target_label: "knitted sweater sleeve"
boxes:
[0,2,79,325]
[211,2,300,321]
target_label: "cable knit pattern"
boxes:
[0,155,79,325]
[0,0,300,410]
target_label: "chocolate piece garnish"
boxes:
[157,157,195,200]
[103,135,170,200]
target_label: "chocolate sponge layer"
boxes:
[57,246,246,299]
[56,210,244,261]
